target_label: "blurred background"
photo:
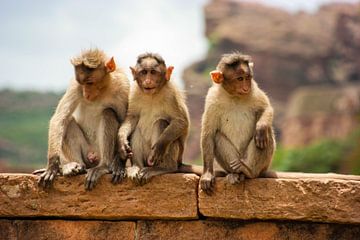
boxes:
[0,0,359,174]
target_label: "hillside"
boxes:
[182,0,360,163]
[0,90,61,172]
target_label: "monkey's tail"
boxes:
[260,170,360,181]
[178,163,203,176]
[178,164,228,177]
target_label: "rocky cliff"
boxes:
[183,0,360,160]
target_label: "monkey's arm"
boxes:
[118,114,139,159]
[255,93,274,149]
[199,105,218,194]
[39,82,81,187]
[147,107,189,166]
[47,83,81,160]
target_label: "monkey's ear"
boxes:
[210,70,224,84]
[249,62,254,68]
[106,57,116,73]
[165,66,174,81]
[130,67,136,79]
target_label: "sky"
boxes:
[0,0,358,92]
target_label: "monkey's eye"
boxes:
[140,70,147,75]
[86,82,93,86]
[84,66,94,73]
[150,70,157,75]
[246,75,251,81]
[237,76,244,81]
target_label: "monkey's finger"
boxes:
[43,172,52,188]
[49,172,56,183]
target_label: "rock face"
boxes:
[198,177,360,224]
[0,220,135,240]
[0,174,199,220]
[282,85,360,147]
[136,220,360,240]
[1,173,360,239]
[182,0,360,160]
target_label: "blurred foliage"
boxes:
[0,90,61,171]
[272,128,360,175]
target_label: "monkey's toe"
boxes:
[84,166,108,190]
[137,168,152,186]
[200,177,215,195]
[111,168,126,184]
[38,169,57,189]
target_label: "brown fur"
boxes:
[118,53,200,185]
[37,49,129,190]
[200,53,275,194]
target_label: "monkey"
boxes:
[36,48,130,190]
[199,53,360,194]
[199,52,276,194]
[118,53,201,185]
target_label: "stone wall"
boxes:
[1,173,360,239]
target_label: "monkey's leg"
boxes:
[246,132,275,178]
[231,129,275,178]
[214,132,251,184]
[85,109,119,190]
[61,118,89,176]
[137,120,178,185]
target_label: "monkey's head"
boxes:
[130,53,174,95]
[71,49,116,101]
[210,53,254,96]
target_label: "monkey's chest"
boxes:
[73,102,104,142]
[220,109,256,149]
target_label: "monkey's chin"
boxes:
[142,88,157,95]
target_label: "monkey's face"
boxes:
[211,60,253,96]
[223,66,252,96]
[74,64,107,101]
[131,57,173,95]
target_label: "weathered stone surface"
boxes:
[199,177,360,224]
[0,220,17,240]
[0,173,198,220]
[137,220,360,240]
[0,220,135,240]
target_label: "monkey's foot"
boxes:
[110,159,126,184]
[84,166,109,191]
[200,172,215,195]
[226,173,245,185]
[38,167,59,189]
[62,162,86,176]
[127,166,140,182]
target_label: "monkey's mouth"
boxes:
[143,87,156,94]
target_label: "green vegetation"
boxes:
[0,90,61,171]
[272,128,360,175]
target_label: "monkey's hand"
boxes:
[119,139,132,161]
[200,171,215,195]
[62,162,86,176]
[110,157,126,184]
[38,157,60,188]
[147,142,166,167]
[84,165,109,191]
[255,123,270,149]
